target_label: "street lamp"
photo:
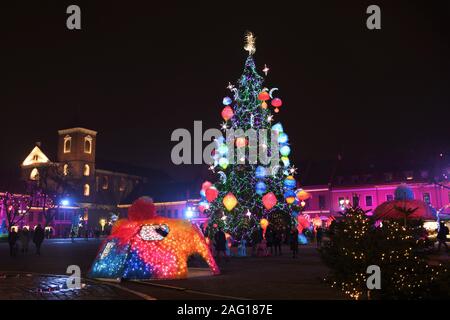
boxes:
[99,218,106,232]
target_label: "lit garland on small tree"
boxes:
[321,207,450,299]
[200,32,302,238]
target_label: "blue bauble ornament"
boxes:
[280,145,291,156]
[271,123,284,133]
[255,181,267,195]
[223,96,232,105]
[284,176,296,189]
[255,166,266,179]
[278,133,288,144]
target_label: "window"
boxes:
[84,135,92,154]
[84,184,90,196]
[83,164,90,177]
[386,194,394,202]
[353,195,360,207]
[338,197,344,206]
[404,171,414,180]
[63,164,69,176]
[63,135,72,153]
[423,193,431,204]
[28,212,34,223]
[174,209,178,217]
[366,195,373,207]
[30,168,39,180]
[33,155,39,161]
[167,209,172,217]
[102,176,109,190]
[119,178,126,192]
[318,195,326,210]
[420,170,429,179]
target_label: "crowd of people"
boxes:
[209,224,327,261]
[7,224,45,256]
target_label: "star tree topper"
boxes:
[244,31,256,55]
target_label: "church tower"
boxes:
[57,128,97,198]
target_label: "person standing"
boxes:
[265,226,274,256]
[70,228,76,242]
[33,224,45,255]
[214,227,227,262]
[316,226,323,248]
[238,236,247,257]
[20,227,30,253]
[273,229,282,256]
[437,221,449,252]
[8,228,18,257]
[290,227,299,259]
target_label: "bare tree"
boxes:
[0,192,34,232]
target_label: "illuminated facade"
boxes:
[17,128,148,237]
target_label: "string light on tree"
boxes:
[200,32,304,239]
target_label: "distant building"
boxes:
[296,155,450,218]
[19,127,151,236]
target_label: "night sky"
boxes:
[1,1,449,186]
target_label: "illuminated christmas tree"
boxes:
[321,206,450,300]
[200,32,304,238]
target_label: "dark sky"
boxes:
[1,0,449,184]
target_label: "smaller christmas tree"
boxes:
[321,207,450,299]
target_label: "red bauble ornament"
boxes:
[262,192,278,210]
[201,181,212,191]
[221,106,234,121]
[258,91,270,101]
[205,187,219,202]
[235,137,247,148]
[271,98,282,113]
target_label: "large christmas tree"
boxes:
[200,33,303,238]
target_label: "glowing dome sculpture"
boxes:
[89,197,220,280]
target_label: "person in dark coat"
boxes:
[437,221,449,252]
[273,228,282,256]
[33,224,45,255]
[214,227,228,262]
[19,227,30,253]
[8,229,18,257]
[289,227,299,259]
[316,227,324,247]
[265,226,274,256]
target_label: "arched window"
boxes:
[84,184,90,196]
[83,164,90,176]
[64,135,72,153]
[119,178,126,192]
[63,164,69,176]
[84,135,92,154]
[102,176,109,190]
[30,168,39,180]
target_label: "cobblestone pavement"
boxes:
[0,272,144,300]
